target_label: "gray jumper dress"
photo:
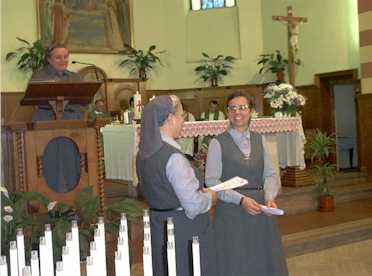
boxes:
[137,143,216,276]
[213,131,288,276]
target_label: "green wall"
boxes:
[1,0,360,92]
[261,0,360,86]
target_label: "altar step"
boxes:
[279,198,372,257]
[277,171,372,215]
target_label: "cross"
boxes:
[136,100,142,112]
[272,6,307,85]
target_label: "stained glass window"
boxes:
[191,0,235,11]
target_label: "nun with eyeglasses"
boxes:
[136,95,217,276]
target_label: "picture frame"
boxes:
[36,0,133,53]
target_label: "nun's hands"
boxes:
[202,188,217,208]
[241,196,262,215]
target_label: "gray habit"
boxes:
[30,65,82,193]
[213,131,289,276]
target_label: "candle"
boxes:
[167,217,177,276]
[95,218,107,276]
[192,236,201,276]
[44,225,54,274]
[55,261,64,276]
[86,256,96,276]
[62,246,72,276]
[123,111,129,124]
[16,229,25,276]
[9,241,18,276]
[118,213,130,276]
[167,241,177,276]
[133,91,142,120]
[114,251,125,276]
[143,245,153,276]
[87,242,101,275]
[30,251,40,276]
[117,237,130,276]
[0,255,8,276]
[71,221,81,276]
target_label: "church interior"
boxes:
[1,0,372,275]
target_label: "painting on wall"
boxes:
[37,0,132,53]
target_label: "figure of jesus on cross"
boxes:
[273,6,307,86]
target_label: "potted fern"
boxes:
[194,52,236,87]
[118,44,165,81]
[310,130,336,211]
[257,50,301,84]
[5,37,46,72]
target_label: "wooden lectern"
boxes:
[11,81,108,209]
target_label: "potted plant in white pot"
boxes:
[118,44,165,81]
[194,52,236,87]
[310,129,336,212]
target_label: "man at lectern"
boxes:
[28,43,82,193]
[31,43,82,121]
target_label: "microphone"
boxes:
[72,60,100,81]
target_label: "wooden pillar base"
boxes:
[281,166,313,187]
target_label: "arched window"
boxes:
[190,0,236,11]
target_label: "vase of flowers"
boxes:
[264,83,306,117]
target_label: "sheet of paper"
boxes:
[209,176,248,192]
[260,205,284,216]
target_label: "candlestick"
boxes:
[192,236,201,276]
[30,251,40,276]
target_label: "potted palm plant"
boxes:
[5,37,46,72]
[257,50,301,84]
[310,130,336,212]
[194,52,236,87]
[118,44,165,81]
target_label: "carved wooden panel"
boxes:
[24,127,100,205]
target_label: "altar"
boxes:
[101,117,305,187]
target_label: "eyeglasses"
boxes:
[227,104,250,112]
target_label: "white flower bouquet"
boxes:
[264,83,306,117]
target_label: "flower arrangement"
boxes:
[263,83,306,117]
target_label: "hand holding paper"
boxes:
[209,176,248,192]
[260,205,284,216]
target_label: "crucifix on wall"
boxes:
[272,6,307,85]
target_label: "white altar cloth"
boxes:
[101,117,305,183]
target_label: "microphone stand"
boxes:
[72,60,100,81]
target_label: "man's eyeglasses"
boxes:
[227,104,250,112]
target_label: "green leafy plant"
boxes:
[194,52,236,87]
[1,189,50,258]
[5,37,46,72]
[310,130,336,196]
[118,44,165,81]
[1,186,143,262]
